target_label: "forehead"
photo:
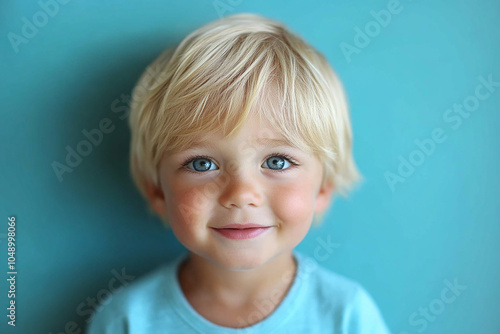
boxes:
[188,110,294,147]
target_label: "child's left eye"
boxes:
[181,153,299,174]
[262,154,299,173]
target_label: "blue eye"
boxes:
[263,153,299,172]
[263,155,290,170]
[181,153,298,174]
[184,156,218,172]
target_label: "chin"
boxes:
[211,249,273,271]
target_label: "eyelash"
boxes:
[180,153,300,174]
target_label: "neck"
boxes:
[178,250,297,308]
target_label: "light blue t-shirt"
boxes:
[86,250,391,334]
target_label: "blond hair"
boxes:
[128,13,362,226]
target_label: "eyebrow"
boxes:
[186,138,294,150]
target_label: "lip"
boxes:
[210,224,273,240]
[216,223,269,229]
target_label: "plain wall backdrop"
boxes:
[1,0,499,333]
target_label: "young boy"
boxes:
[87,13,391,333]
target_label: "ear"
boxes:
[143,178,168,217]
[314,179,335,214]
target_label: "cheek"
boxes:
[163,178,215,233]
[271,179,316,228]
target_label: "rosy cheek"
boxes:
[272,182,315,227]
[164,179,214,228]
[163,188,204,246]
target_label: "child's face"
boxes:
[147,112,334,270]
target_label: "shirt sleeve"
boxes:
[342,285,392,334]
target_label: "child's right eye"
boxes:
[181,155,218,173]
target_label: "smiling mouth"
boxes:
[210,226,272,240]
[214,223,270,229]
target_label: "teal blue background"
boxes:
[1,0,499,333]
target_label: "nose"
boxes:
[218,171,263,209]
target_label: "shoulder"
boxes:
[86,256,183,334]
[294,251,391,333]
